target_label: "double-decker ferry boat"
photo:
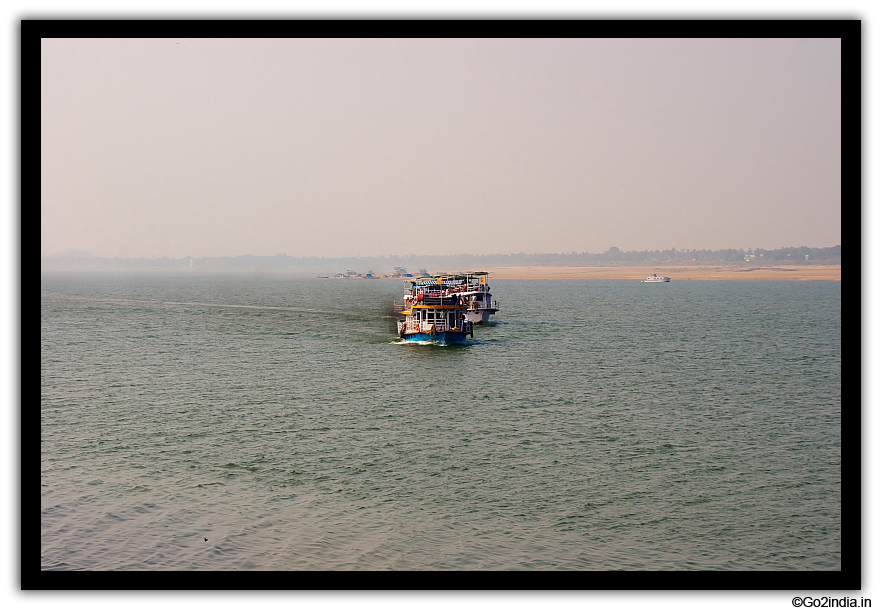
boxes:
[641,274,671,283]
[458,271,500,325]
[394,271,500,334]
[396,279,473,344]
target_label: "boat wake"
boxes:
[390,339,470,346]
[42,293,332,315]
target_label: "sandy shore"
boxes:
[482,265,841,281]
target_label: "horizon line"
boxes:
[42,245,843,261]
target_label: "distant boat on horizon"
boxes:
[641,274,671,283]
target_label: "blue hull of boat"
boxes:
[402,331,469,345]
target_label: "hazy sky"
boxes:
[41,37,841,259]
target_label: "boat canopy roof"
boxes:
[407,271,490,286]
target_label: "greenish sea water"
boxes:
[41,274,841,570]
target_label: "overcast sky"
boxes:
[40,37,841,259]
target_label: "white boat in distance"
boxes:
[641,274,671,283]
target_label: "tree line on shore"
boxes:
[42,245,841,273]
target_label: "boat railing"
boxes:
[404,318,472,335]
[470,299,499,310]
[418,320,448,332]
[406,319,471,333]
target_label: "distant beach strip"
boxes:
[484,265,841,281]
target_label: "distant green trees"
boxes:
[42,245,841,274]
[413,245,841,267]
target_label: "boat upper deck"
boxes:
[405,272,491,293]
